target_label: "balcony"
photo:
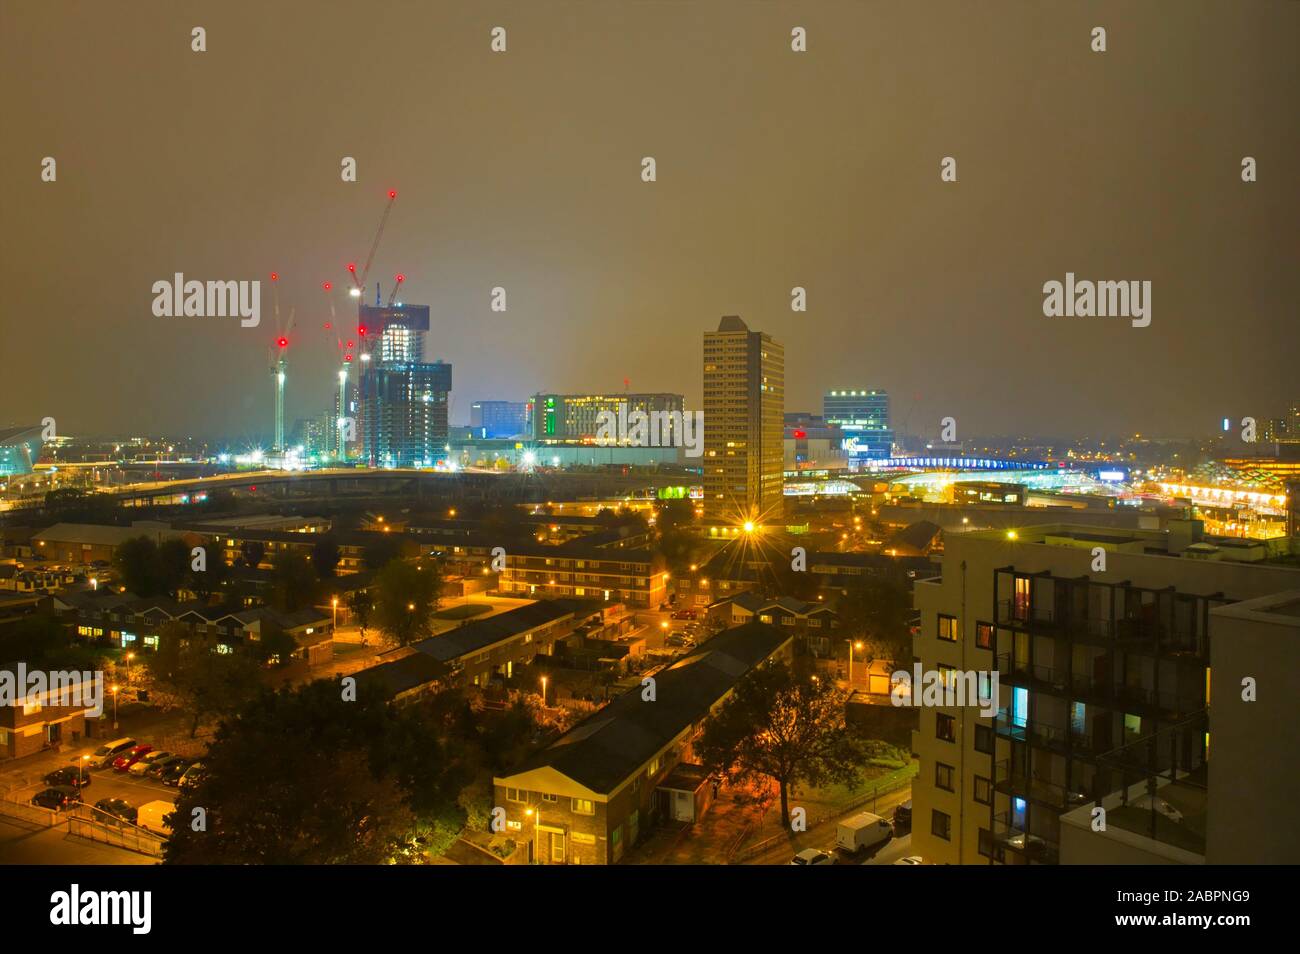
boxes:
[995,654,1191,715]
[996,599,1115,644]
[993,759,1091,812]
[992,811,1059,865]
[993,708,1101,755]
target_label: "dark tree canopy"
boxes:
[696,662,864,827]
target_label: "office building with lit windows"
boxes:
[824,389,893,460]
[702,316,784,526]
[910,522,1300,866]
[528,393,684,444]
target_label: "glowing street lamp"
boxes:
[540,675,548,706]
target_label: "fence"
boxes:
[67,809,166,858]
[728,761,919,864]
[0,794,164,858]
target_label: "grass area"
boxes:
[433,604,493,621]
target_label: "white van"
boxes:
[836,812,893,854]
[88,737,136,770]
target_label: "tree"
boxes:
[362,535,403,571]
[112,536,158,596]
[186,537,230,601]
[696,662,864,827]
[271,549,317,612]
[164,680,462,864]
[240,540,266,569]
[154,538,191,598]
[146,621,262,737]
[372,560,441,647]
[348,588,373,643]
[837,571,913,667]
[311,535,341,579]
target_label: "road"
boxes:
[742,783,915,865]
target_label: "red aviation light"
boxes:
[347,263,357,273]
[793,429,807,439]
[270,272,279,281]
[324,322,333,330]
[358,325,367,337]
[277,337,288,348]
[388,190,397,199]
[323,281,333,291]
[346,340,355,349]
[394,273,405,283]
[344,354,353,362]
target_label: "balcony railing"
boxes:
[995,654,1191,713]
[993,708,1098,753]
[992,811,1059,864]
[993,759,1091,812]
[996,599,1118,643]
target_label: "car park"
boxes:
[43,766,92,790]
[32,786,82,811]
[129,751,172,776]
[145,755,185,780]
[158,759,193,786]
[112,744,153,772]
[94,797,138,826]
[177,763,206,790]
[88,737,136,769]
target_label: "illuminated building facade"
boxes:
[528,393,684,443]
[824,389,893,460]
[703,316,784,526]
[0,425,43,477]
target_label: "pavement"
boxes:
[0,816,156,865]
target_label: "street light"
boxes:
[331,597,338,634]
[79,754,90,786]
[847,640,864,687]
[125,652,134,688]
[525,806,541,864]
[540,675,548,707]
[110,685,119,730]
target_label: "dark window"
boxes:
[975,725,994,753]
[936,713,956,742]
[935,763,954,792]
[978,827,993,857]
[974,776,992,805]
[937,614,959,642]
[931,810,951,841]
[976,622,994,650]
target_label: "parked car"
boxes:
[112,744,153,772]
[790,849,834,866]
[893,799,912,833]
[145,755,184,780]
[177,763,206,790]
[32,786,82,811]
[94,797,138,826]
[88,737,136,769]
[670,609,696,620]
[158,760,193,786]
[43,767,92,790]
[893,855,924,865]
[129,751,172,776]
[836,812,893,854]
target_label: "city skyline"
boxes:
[4,1,1297,442]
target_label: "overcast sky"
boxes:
[3,1,1296,444]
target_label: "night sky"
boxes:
[3,1,1296,442]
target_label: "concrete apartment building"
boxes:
[702,316,784,529]
[910,522,1300,866]
[494,621,793,864]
